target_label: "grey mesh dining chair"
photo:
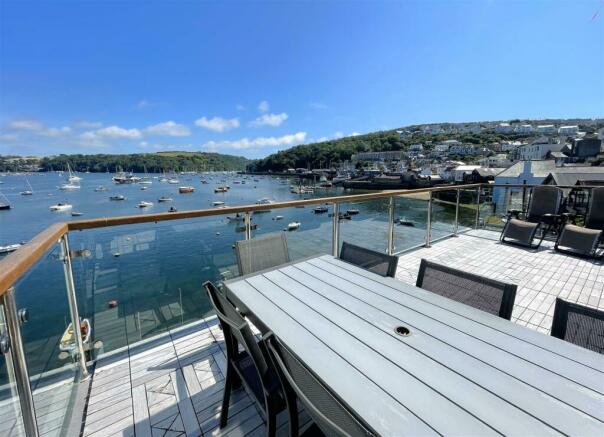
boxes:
[265,333,376,437]
[500,185,563,249]
[203,282,288,436]
[339,241,398,277]
[555,187,604,258]
[235,234,290,276]
[416,259,517,320]
[550,298,604,354]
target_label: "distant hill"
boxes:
[247,118,604,172]
[36,152,248,173]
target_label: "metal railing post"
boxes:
[425,192,432,248]
[474,186,481,229]
[387,196,395,255]
[332,202,340,257]
[1,287,39,437]
[59,235,88,378]
[244,212,252,240]
[453,188,460,236]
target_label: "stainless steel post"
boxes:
[332,202,340,257]
[454,188,460,236]
[244,212,251,240]
[474,186,481,229]
[1,288,39,437]
[387,196,395,255]
[60,235,88,378]
[425,192,432,248]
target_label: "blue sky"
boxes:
[1,0,602,158]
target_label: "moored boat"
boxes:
[138,201,153,208]
[158,196,173,202]
[59,319,91,352]
[110,195,126,201]
[287,221,301,231]
[0,243,23,254]
[179,186,195,193]
[50,202,73,211]
[212,200,225,206]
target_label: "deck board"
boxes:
[82,315,304,437]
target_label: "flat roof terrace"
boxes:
[395,229,604,334]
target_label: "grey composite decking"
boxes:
[395,229,604,334]
[82,317,309,437]
[226,255,604,436]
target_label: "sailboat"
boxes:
[20,177,33,195]
[140,166,152,185]
[67,163,82,182]
[0,191,10,210]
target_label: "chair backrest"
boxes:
[203,281,270,378]
[339,242,398,278]
[526,185,563,222]
[235,234,290,276]
[550,298,604,354]
[585,187,604,231]
[265,334,375,437]
[416,259,517,320]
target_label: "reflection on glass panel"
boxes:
[13,242,79,437]
[337,198,389,254]
[0,300,26,437]
[249,204,333,262]
[393,194,430,252]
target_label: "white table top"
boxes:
[225,254,604,436]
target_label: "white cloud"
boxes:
[0,133,18,141]
[136,100,150,109]
[41,126,72,137]
[194,116,240,133]
[144,121,190,137]
[91,125,142,139]
[309,102,328,110]
[74,120,103,129]
[249,112,288,128]
[334,131,344,139]
[8,119,44,131]
[235,104,246,111]
[257,100,270,113]
[202,131,307,151]
[350,132,361,137]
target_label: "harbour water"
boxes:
[0,172,473,382]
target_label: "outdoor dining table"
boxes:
[224,254,604,436]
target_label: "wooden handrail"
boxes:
[0,222,68,295]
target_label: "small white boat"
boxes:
[59,319,91,352]
[273,215,284,221]
[0,243,23,254]
[110,195,126,201]
[167,178,179,184]
[21,178,34,195]
[71,211,84,217]
[138,201,153,208]
[140,186,148,191]
[212,201,225,206]
[50,202,72,211]
[158,196,173,202]
[313,206,328,214]
[94,186,107,192]
[59,182,80,190]
[67,163,82,182]
[287,221,301,231]
[256,197,274,205]
[346,209,360,215]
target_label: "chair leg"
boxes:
[266,403,278,437]
[220,363,235,428]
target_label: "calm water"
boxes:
[0,172,468,380]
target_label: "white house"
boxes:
[409,144,423,152]
[459,124,482,134]
[492,160,557,212]
[516,137,563,160]
[558,125,579,136]
[514,124,533,134]
[450,145,484,155]
[500,140,524,152]
[495,123,514,134]
[478,154,513,168]
[536,124,557,135]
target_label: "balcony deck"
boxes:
[395,229,604,334]
[79,229,602,436]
